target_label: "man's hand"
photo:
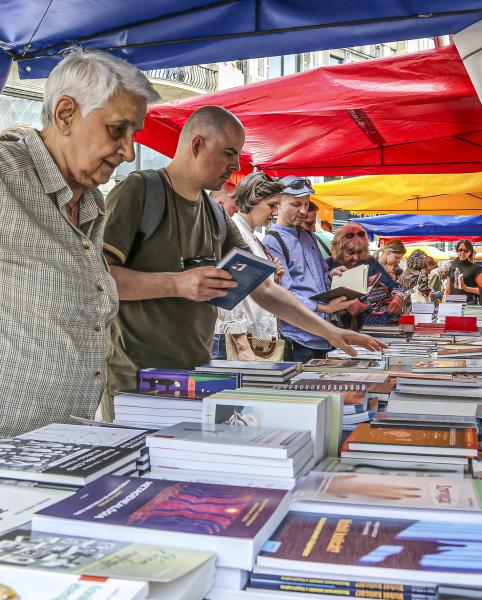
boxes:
[329,266,347,278]
[346,299,369,316]
[319,296,355,314]
[323,327,388,357]
[173,267,237,302]
[387,295,403,315]
[273,256,285,284]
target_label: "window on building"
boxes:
[0,94,42,131]
[329,54,344,65]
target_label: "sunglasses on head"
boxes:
[343,230,366,239]
[283,177,313,191]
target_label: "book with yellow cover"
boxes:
[345,423,478,457]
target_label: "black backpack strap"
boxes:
[312,232,332,256]
[205,192,228,247]
[264,230,290,264]
[129,169,166,259]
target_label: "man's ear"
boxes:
[53,96,78,136]
[191,134,204,158]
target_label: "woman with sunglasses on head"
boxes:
[212,172,285,360]
[327,223,404,330]
[444,240,482,304]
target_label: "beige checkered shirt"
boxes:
[0,130,118,436]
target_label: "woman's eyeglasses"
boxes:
[457,248,469,254]
[343,230,366,239]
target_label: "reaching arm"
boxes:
[251,278,385,356]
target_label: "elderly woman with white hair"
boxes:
[0,49,159,436]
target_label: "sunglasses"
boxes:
[457,248,469,253]
[282,177,314,192]
[343,230,366,239]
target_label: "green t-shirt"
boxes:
[103,171,250,396]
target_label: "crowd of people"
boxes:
[0,49,480,437]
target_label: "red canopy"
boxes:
[137,45,482,177]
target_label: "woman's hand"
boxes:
[387,295,403,315]
[330,266,347,278]
[346,298,369,316]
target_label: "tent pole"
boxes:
[0,50,12,93]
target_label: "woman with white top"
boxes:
[211,172,284,360]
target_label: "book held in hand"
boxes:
[310,264,371,303]
[208,247,277,310]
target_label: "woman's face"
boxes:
[385,250,403,267]
[456,244,471,261]
[249,194,280,227]
[341,248,366,269]
[62,90,147,189]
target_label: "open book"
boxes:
[310,264,371,303]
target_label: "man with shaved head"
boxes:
[101,106,383,420]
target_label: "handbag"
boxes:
[411,285,432,304]
[225,333,285,361]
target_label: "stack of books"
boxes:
[196,360,301,388]
[0,528,216,600]
[113,369,238,429]
[19,423,152,476]
[437,302,464,323]
[411,301,435,324]
[341,422,478,477]
[0,435,141,489]
[146,422,314,490]
[202,387,328,463]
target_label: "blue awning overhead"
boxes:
[0,1,481,86]
[351,214,482,239]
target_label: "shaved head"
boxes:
[179,105,243,148]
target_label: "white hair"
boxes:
[41,48,160,127]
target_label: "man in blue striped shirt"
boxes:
[263,176,354,363]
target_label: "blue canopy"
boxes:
[1,1,481,90]
[351,214,482,239]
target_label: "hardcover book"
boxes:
[291,371,389,384]
[32,475,290,570]
[0,438,140,486]
[413,359,482,373]
[196,360,299,376]
[257,510,482,585]
[310,264,371,303]
[345,423,478,457]
[303,358,387,372]
[137,368,238,395]
[208,247,277,310]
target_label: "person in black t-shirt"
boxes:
[444,240,482,305]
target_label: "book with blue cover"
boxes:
[137,368,239,394]
[208,247,277,310]
[32,475,290,569]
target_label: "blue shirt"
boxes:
[263,224,330,350]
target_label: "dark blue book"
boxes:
[208,247,276,310]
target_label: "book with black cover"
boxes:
[0,438,139,486]
[208,247,277,310]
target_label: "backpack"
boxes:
[130,169,228,257]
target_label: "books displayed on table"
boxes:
[291,371,390,385]
[0,437,140,486]
[310,264,370,303]
[137,368,239,395]
[413,359,482,373]
[343,423,478,457]
[113,389,203,429]
[372,410,477,430]
[291,471,482,522]
[0,565,150,600]
[386,392,479,418]
[146,422,314,488]
[0,484,73,533]
[0,528,215,600]
[19,423,151,475]
[438,345,482,358]
[32,475,290,570]
[316,456,465,478]
[207,247,277,311]
[196,360,300,385]
[302,358,387,372]
[256,509,482,586]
